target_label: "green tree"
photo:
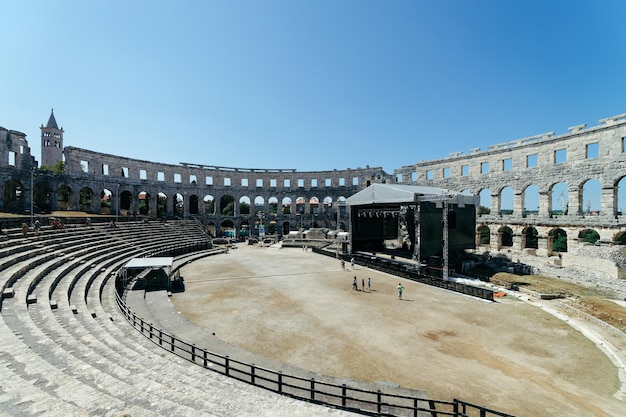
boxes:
[239,201,250,214]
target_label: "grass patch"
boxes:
[574,297,626,333]
[489,272,626,333]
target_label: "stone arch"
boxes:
[138,191,150,216]
[550,182,569,216]
[239,196,251,215]
[581,178,601,215]
[281,220,290,235]
[3,179,24,213]
[477,224,490,246]
[499,186,514,215]
[174,193,184,217]
[203,195,215,215]
[281,197,292,214]
[220,220,235,238]
[120,190,133,214]
[254,196,265,214]
[579,228,600,245]
[157,192,167,218]
[522,226,538,250]
[309,196,319,214]
[614,231,626,245]
[220,194,235,216]
[523,184,539,216]
[337,196,347,216]
[323,196,333,215]
[205,221,216,237]
[549,228,567,253]
[33,181,52,213]
[100,189,113,214]
[478,188,491,215]
[616,176,626,216]
[268,197,279,215]
[57,184,72,211]
[79,187,93,212]
[296,196,305,214]
[189,194,199,215]
[496,225,513,249]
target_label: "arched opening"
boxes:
[220,195,235,216]
[138,191,150,216]
[3,179,24,213]
[57,184,72,211]
[499,186,513,215]
[221,220,235,238]
[549,228,567,252]
[550,182,569,217]
[79,187,93,212]
[174,193,184,217]
[478,189,491,215]
[309,196,319,214]
[204,195,215,215]
[579,228,600,244]
[189,194,199,215]
[581,178,601,215]
[239,196,251,215]
[499,226,513,248]
[34,181,52,213]
[522,226,538,249]
[282,197,292,214]
[616,176,626,216]
[205,221,216,237]
[477,224,490,245]
[254,196,264,215]
[296,196,305,214]
[523,184,539,216]
[120,190,133,214]
[268,197,279,215]
[157,192,167,218]
[100,189,113,214]
[282,221,290,235]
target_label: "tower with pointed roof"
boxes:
[40,109,64,167]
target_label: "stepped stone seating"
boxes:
[0,220,356,417]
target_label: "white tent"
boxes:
[346,183,478,206]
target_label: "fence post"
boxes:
[158,329,163,346]
[251,364,256,385]
[278,371,283,393]
[310,378,315,400]
[377,390,382,414]
[225,356,230,376]
[170,335,175,352]
[203,350,208,368]
[341,384,347,407]
[414,397,418,417]
[191,344,196,362]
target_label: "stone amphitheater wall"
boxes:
[394,113,626,259]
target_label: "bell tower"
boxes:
[40,108,64,168]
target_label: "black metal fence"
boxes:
[114,246,516,417]
[314,248,495,302]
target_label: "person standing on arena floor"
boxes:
[397,283,404,300]
[353,276,358,290]
[368,277,371,291]
[361,278,365,292]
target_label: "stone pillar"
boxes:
[491,192,500,216]
[513,191,523,216]
[492,230,501,252]
[538,191,550,217]
[512,233,522,252]
[601,185,615,217]
[149,193,157,218]
[569,187,581,216]
[537,235,549,257]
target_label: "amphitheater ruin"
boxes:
[1,110,626,416]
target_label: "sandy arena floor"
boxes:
[173,244,626,417]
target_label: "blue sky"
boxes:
[1,0,625,177]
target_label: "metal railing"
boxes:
[114,254,516,416]
[314,248,495,302]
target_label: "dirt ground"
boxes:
[174,244,626,417]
